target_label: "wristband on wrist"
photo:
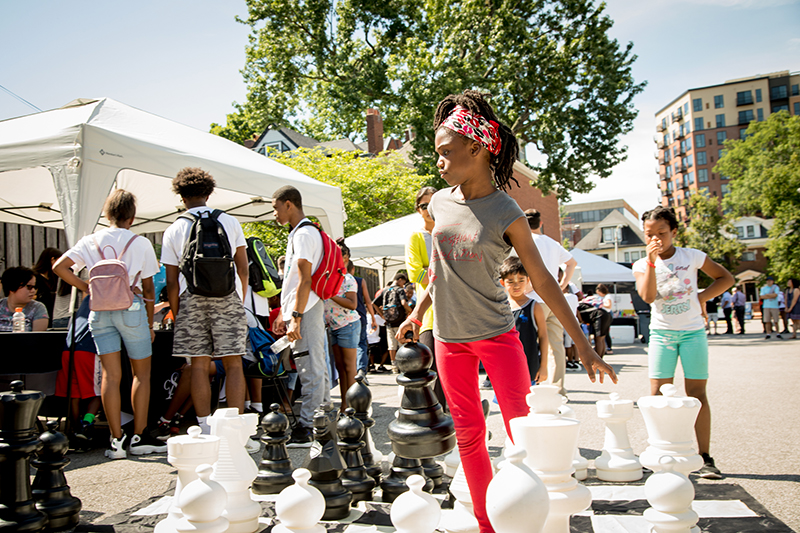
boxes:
[647,261,656,268]
[409,317,422,327]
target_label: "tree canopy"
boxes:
[243,148,429,257]
[216,0,644,200]
[717,111,800,282]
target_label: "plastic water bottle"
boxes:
[12,307,26,332]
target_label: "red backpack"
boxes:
[292,221,345,300]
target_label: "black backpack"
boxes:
[382,286,407,327]
[178,209,236,297]
[246,237,282,298]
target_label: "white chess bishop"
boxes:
[595,393,643,482]
[637,384,703,476]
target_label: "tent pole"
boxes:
[63,285,78,430]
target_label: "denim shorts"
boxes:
[330,320,360,349]
[89,299,152,360]
[648,329,708,380]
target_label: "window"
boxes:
[771,85,788,99]
[721,184,730,196]
[717,131,727,145]
[738,110,754,124]
[772,104,789,113]
[680,138,692,152]
[686,154,693,167]
[696,151,707,165]
[698,169,709,182]
[687,171,694,185]
[795,102,800,116]
[684,102,689,115]
[694,117,704,131]
[746,225,755,238]
[693,98,702,112]
[755,88,762,102]
[742,251,756,262]
[684,122,691,134]
[624,251,630,263]
[631,250,640,261]
[793,84,799,96]
[757,108,764,121]
[663,134,670,146]
[662,118,668,130]
[714,95,724,108]
[740,128,748,140]
[736,91,753,105]
[664,150,671,163]
[602,227,616,243]
[674,162,680,174]
[696,133,706,148]
[666,166,673,178]
[736,226,745,238]
[715,114,726,128]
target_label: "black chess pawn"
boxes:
[252,404,293,495]
[379,454,434,503]
[0,380,48,533]
[388,333,456,458]
[420,457,444,488]
[336,408,375,504]
[303,409,352,520]
[31,421,81,531]
[344,375,382,483]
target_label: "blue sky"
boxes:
[1,0,798,218]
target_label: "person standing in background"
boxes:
[732,287,746,334]
[33,248,62,326]
[759,276,781,339]
[720,289,733,334]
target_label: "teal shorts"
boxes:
[648,329,708,380]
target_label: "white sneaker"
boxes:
[105,434,127,460]
[245,437,261,453]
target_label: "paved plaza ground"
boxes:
[59,318,799,531]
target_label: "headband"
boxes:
[440,105,502,155]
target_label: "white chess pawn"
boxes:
[510,384,591,533]
[209,408,261,533]
[558,402,589,481]
[155,426,221,533]
[643,457,700,533]
[175,465,228,533]
[486,446,549,533]
[440,461,480,533]
[273,469,326,533]
[638,384,703,477]
[595,393,643,482]
[391,475,441,533]
[444,444,461,478]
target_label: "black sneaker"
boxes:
[153,418,172,441]
[698,454,723,479]
[480,378,493,390]
[130,432,168,456]
[765,334,771,339]
[776,334,783,339]
[74,420,94,441]
[375,365,388,374]
[286,425,313,448]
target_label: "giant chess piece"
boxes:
[388,334,456,460]
[643,457,700,533]
[30,421,81,531]
[486,446,549,533]
[336,408,375,504]
[175,465,228,533]
[595,393,643,482]
[252,404,293,494]
[510,384,591,533]
[558,402,589,481]
[344,374,382,482]
[0,380,48,533]
[209,409,260,533]
[155,426,221,533]
[380,454,434,503]
[390,475,441,533]
[638,384,703,476]
[272,469,325,533]
[303,409,352,520]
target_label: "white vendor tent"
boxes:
[346,212,425,285]
[0,97,344,246]
[571,248,635,283]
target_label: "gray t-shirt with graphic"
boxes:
[428,187,525,343]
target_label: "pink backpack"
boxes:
[88,235,141,312]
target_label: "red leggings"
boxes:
[435,329,532,533]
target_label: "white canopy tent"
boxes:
[0,98,344,246]
[571,248,635,283]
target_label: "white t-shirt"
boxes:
[632,247,707,331]
[281,218,323,321]
[564,292,579,317]
[65,228,159,290]
[160,207,247,297]
[513,232,573,302]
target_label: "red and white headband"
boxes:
[440,105,501,155]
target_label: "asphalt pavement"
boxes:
[58,318,799,531]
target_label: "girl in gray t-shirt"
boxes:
[395,90,617,532]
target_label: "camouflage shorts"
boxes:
[172,291,247,358]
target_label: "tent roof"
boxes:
[0,98,344,244]
[570,248,635,283]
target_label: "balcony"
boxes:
[738,116,754,125]
[658,154,665,164]
[657,123,667,132]
[676,146,685,156]
[736,96,754,106]
[672,110,683,123]
[674,130,685,140]
[656,139,665,149]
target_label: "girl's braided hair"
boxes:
[433,90,519,191]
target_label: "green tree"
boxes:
[243,148,430,257]
[717,111,800,282]
[222,0,644,200]
[676,190,744,287]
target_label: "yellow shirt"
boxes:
[405,230,434,332]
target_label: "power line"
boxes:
[0,84,42,112]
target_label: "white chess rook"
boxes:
[595,393,643,482]
[209,408,261,533]
[643,457,700,533]
[637,384,703,477]
[273,469,326,533]
[558,402,589,481]
[510,384,591,533]
[486,446,549,533]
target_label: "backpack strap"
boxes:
[208,209,233,256]
[92,236,117,260]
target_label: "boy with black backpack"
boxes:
[373,273,412,373]
[161,167,249,433]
